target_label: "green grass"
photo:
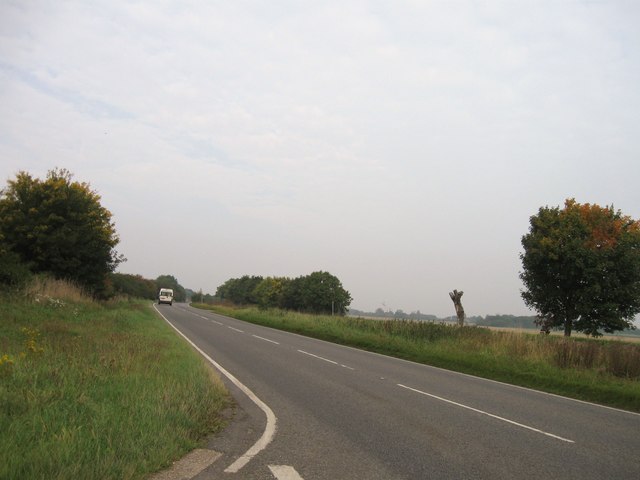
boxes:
[195,304,640,413]
[1,281,229,480]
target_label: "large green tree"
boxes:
[520,199,640,337]
[296,271,352,315]
[0,168,124,295]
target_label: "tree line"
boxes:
[348,308,439,321]
[2,169,639,337]
[110,273,187,302]
[216,271,352,315]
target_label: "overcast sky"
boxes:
[1,1,639,317]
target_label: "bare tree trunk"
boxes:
[564,319,572,337]
[449,289,465,327]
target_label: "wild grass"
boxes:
[23,275,93,304]
[196,304,640,412]
[1,280,229,480]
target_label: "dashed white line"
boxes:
[253,335,280,345]
[397,384,574,443]
[211,320,223,325]
[298,350,338,365]
[228,326,245,333]
[269,465,304,479]
[297,350,354,370]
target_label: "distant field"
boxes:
[350,314,640,343]
[481,325,640,343]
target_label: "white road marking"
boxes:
[228,326,244,333]
[297,350,354,370]
[269,465,304,480]
[153,305,277,473]
[397,384,574,443]
[253,334,280,345]
[211,320,223,325]
[298,350,338,365]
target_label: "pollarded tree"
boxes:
[0,168,124,295]
[520,199,640,337]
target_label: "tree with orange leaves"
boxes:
[520,199,640,337]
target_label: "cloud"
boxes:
[1,0,639,316]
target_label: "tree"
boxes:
[215,275,263,304]
[449,289,465,326]
[0,169,124,295]
[295,271,352,315]
[520,199,640,337]
[254,276,289,309]
[0,232,32,288]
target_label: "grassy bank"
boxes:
[196,304,640,413]
[1,279,229,480]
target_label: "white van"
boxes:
[158,288,174,305]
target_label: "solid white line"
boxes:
[228,326,244,333]
[253,334,280,345]
[269,465,304,480]
[153,305,277,473]
[297,350,338,365]
[397,383,574,443]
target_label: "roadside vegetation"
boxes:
[1,278,229,480]
[195,304,640,413]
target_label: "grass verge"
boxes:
[1,280,229,480]
[194,304,640,413]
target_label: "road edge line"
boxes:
[153,304,277,473]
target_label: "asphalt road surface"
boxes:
[155,303,640,480]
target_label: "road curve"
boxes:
[158,303,640,480]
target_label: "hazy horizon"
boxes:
[2,1,639,318]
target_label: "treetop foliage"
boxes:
[520,198,640,337]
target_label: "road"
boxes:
[155,303,640,479]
